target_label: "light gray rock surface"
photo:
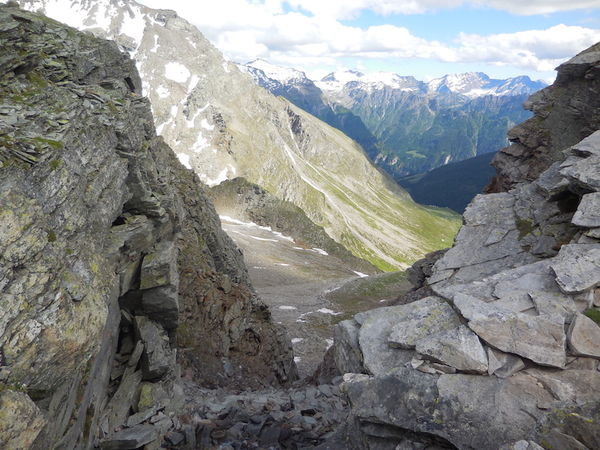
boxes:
[567,313,600,358]
[358,306,413,376]
[572,192,600,227]
[415,325,488,373]
[387,296,461,349]
[551,244,600,294]
[469,313,566,368]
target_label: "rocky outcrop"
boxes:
[0,4,295,448]
[488,43,600,192]
[208,176,378,275]
[331,42,600,449]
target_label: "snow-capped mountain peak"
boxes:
[245,58,308,84]
[317,70,421,92]
[427,72,545,98]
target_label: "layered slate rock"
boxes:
[331,42,600,449]
[0,4,296,448]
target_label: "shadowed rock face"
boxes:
[331,42,600,449]
[0,4,295,448]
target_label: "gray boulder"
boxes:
[551,244,600,294]
[487,348,525,378]
[333,320,365,375]
[572,192,600,228]
[468,313,566,368]
[415,325,488,373]
[134,316,176,380]
[358,306,413,376]
[387,296,461,349]
[567,313,600,358]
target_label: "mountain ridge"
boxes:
[241,58,546,179]
[13,0,461,270]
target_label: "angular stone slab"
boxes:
[100,424,158,450]
[487,347,525,378]
[529,290,578,320]
[567,313,600,358]
[469,313,566,368]
[551,244,600,294]
[570,130,600,157]
[387,296,461,349]
[572,192,600,228]
[333,319,365,375]
[140,240,179,290]
[526,368,600,404]
[358,306,414,376]
[453,293,512,321]
[134,316,175,380]
[415,325,488,373]
[560,154,600,191]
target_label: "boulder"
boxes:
[468,313,566,368]
[0,390,46,449]
[572,192,600,228]
[387,296,461,349]
[357,307,413,376]
[487,348,525,378]
[140,241,179,329]
[551,244,600,294]
[332,320,365,375]
[134,316,176,380]
[100,424,158,450]
[560,155,600,191]
[344,367,554,449]
[415,325,488,373]
[567,313,600,358]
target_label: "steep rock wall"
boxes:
[0,5,295,448]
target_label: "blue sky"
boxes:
[139,0,600,82]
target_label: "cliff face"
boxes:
[488,43,600,192]
[0,4,295,448]
[331,42,600,449]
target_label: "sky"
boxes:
[137,0,600,83]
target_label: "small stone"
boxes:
[487,348,525,378]
[568,313,600,358]
[165,431,185,445]
[99,424,157,450]
[126,406,158,427]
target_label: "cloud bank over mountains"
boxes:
[139,0,600,80]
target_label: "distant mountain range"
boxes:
[14,0,461,270]
[240,59,547,179]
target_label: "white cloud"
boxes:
[473,0,600,16]
[137,0,600,77]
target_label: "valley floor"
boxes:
[219,216,411,378]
